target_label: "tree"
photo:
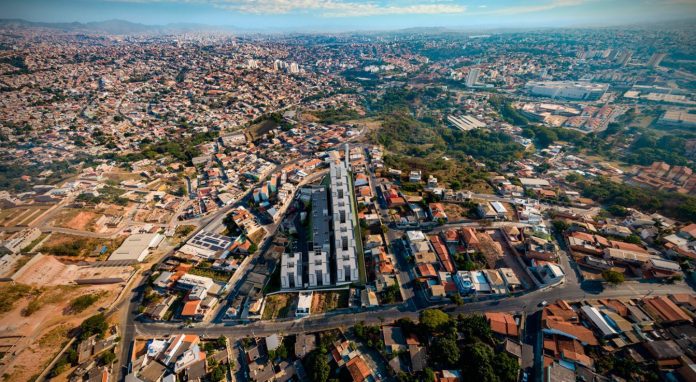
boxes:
[565,173,581,183]
[624,234,642,245]
[552,220,569,233]
[79,314,108,340]
[431,337,460,367]
[450,294,463,306]
[216,335,227,349]
[305,350,330,382]
[602,270,625,285]
[420,309,451,333]
[381,224,389,234]
[458,314,492,344]
[423,368,436,382]
[382,284,401,304]
[492,351,520,382]
[460,342,496,382]
[99,351,116,365]
[210,363,227,381]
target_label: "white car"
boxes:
[538,300,548,307]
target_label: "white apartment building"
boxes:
[280,252,303,289]
[330,161,359,284]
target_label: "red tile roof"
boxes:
[643,296,691,324]
[485,312,519,337]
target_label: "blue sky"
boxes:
[2,0,695,31]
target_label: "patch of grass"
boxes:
[175,225,196,238]
[0,284,37,314]
[262,294,294,320]
[67,293,101,314]
[21,233,49,253]
[39,325,71,347]
[188,267,231,283]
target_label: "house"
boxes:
[644,340,685,369]
[429,203,448,222]
[642,296,691,325]
[346,356,373,382]
[485,312,519,337]
[537,263,565,285]
[382,326,407,354]
[642,258,682,279]
[525,236,557,261]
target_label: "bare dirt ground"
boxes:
[52,209,101,232]
[443,203,470,221]
[39,235,127,260]
[0,206,51,227]
[13,255,133,286]
[311,291,349,314]
[0,284,119,382]
[477,232,504,269]
[262,294,295,320]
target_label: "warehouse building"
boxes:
[108,233,163,262]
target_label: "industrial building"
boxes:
[525,81,608,100]
[447,115,486,131]
[108,233,163,262]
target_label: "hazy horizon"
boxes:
[2,0,696,32]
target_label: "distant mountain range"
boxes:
[0,18,239,35]
[0,17,694,35]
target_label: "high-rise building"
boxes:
[289,62,300,74]
[280,252,303,289]
[329,160,359,284]
[466,68,480,87]
[647,52,666,68]
[247,59,259,69]
[308,186,331,287]
[616,50,633,67]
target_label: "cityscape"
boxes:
[0,1,695,382]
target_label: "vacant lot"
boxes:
[39,234,125,260]
[443,203,472,221]
[13,254,133,286]
[0,284,118,382]
[262,293,296,320]
[0,206,51,227]
[311,290,349,314]
[52,209,101,231]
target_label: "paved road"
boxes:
[132,279,693,339]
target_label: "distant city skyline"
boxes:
[1,0,695,32]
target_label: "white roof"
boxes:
[649,258,681,272]
[490,201,507,214]
[108,233,161,262]
[519,178,551,187]
[297,291,313,310]
[580,306,618,337]
[406,230,427,242]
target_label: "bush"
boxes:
[602,270,625,285]
[79,314,108,340]
[69,293,100,314]
[419,309,450,333]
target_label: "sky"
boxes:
[1,0,695,31]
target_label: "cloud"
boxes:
[214,0,467,17]
[107,0,467,17]
[476,0,587,15]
